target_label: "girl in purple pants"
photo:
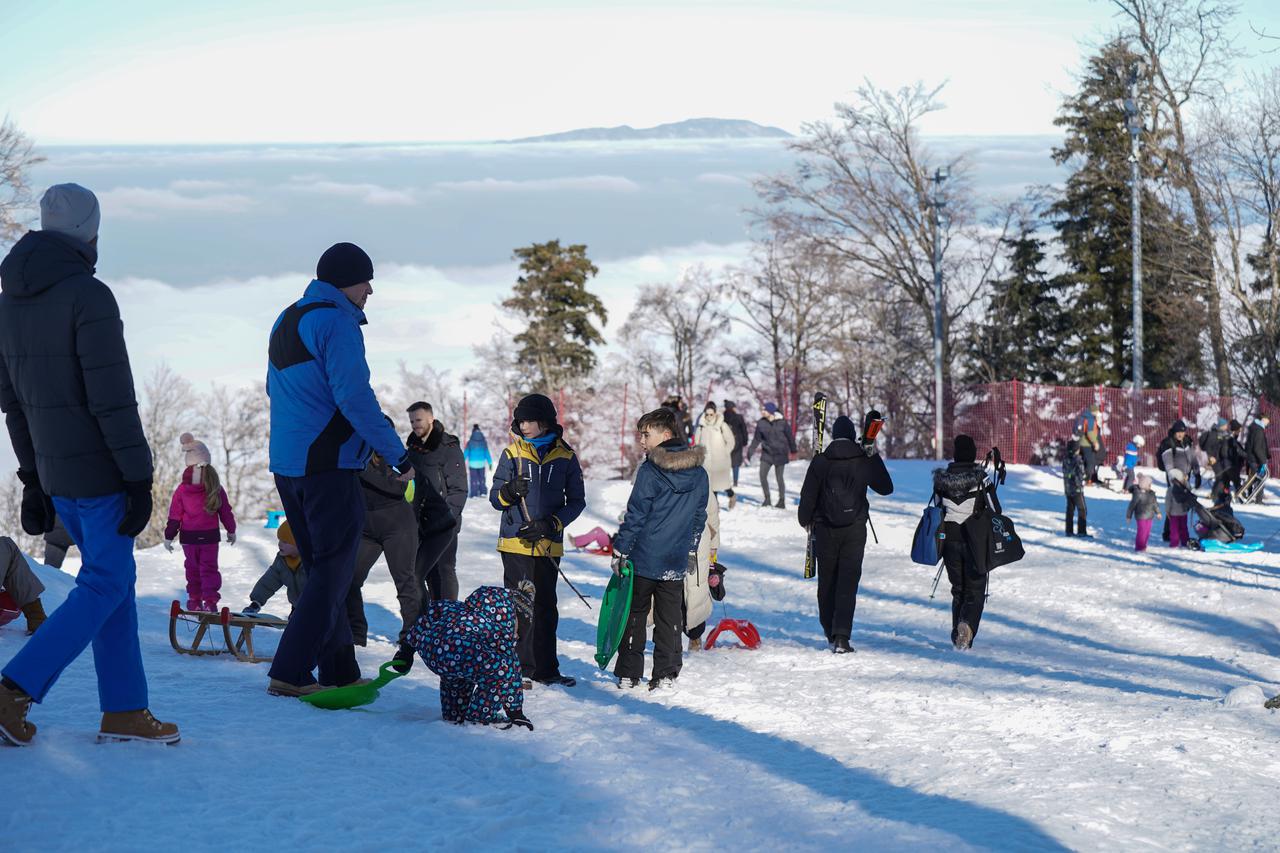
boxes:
[164,434,237,611]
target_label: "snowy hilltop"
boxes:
[3,459,1279,850]
[507,117,793,142]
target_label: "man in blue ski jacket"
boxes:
[265,242,413,696]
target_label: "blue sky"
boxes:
[5,0,1275,143]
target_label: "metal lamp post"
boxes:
[1123,60,1146,392]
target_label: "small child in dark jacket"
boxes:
[243,520,308,614]
[611,408,709,690]
[1063,440,1089,538]
[1126,474,1162,552]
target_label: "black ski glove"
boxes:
[117,479,154,538]
[502,709,534,731]
[499,476,530,504]
[16,470,55,536]
[517,517,558,541]
[1193,471,1202,490]
[391,641,416,674]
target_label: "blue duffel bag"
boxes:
[911,497,944,566]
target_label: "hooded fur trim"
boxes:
[649,444,707,471]
[932,464,987,500]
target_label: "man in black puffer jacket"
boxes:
[406,402,467,601]
[797,415,893,653]
[0,184,176,747]
[748,402,797,507]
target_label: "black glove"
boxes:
[391,641,416,674]
[500,476,530,504]
[502,709,534,731]
[16,470,55,536]
[117,479,154,538]
[517,517,558,541]
[388,453,413,477]
[1194,471,1202,490]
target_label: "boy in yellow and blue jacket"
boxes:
[489,393,585,687]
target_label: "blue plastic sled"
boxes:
[1199,539,1263,554]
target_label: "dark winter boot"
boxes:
[832,636,854,654]
[22,599,46,635]
[535,675,576,688]
[97,709,180,744]
[0,683,35,746]
[616,677,641,689]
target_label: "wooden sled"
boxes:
[169,601,287,663]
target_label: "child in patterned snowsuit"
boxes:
[407,583,534,729]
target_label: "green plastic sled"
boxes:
[595,562,635,670]
[300,661,406,710]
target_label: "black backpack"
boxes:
[819,459,864,528]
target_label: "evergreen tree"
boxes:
[1050,40,1206,389]
[502,240,607,390]
[965,230,1067,384]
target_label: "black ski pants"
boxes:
[942,521,988,645]
[1065,493,1087,536]
[346,507,419,646]
[760,460,787,506]
[424,527,460,602]
[615,576,683,681]
[814,522,867,642]
[501,552,562,681]
[414,518,461,609]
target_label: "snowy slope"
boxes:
[4,462,1280,851]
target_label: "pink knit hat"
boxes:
[180,432,212,468]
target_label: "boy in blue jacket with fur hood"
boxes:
[611,407,709,690]
[490,393,586,688]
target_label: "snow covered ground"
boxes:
[5,460,1280,851]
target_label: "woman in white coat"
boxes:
[696,401,737,508]
[685,476,721,650]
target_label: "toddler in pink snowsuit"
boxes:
[165,434,237,611]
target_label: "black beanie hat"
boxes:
[723,400,736,410]
[317,242,374,289]
[513,393,557,426]
[954,434,977,464]
[1171,419,1187,433]
[831,415,856,441]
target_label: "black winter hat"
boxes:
[831,415,856,441]
[1171,419,1187,433]
[317,242,374,289]
[513,393,557,425]
[723,400,736,410]
[954,434,977,464]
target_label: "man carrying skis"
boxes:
[796,414,893,653]
[1244,413,1271,503]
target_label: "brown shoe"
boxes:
[954,623,974,651]
[0,684,35,746]
[728,493,737,510]
[268,678,323,697]
[97,709,180,744]
[22,599,46,635]
[688,637,703,652]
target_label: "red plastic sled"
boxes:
[0,591,20,628]
[703,618,761,650]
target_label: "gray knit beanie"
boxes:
[40,183,101,243]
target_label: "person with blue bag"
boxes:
[931,435,1002,651]
[797,413,892,654]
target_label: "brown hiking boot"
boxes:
[98,709,180,744]
[728,493,737,510]
[0,684,36,746]
[22,599,46,635]
[954,623,974,651]
[688,637,703,652]
[267,678,323,697]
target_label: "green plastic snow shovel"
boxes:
[300,661,406,710]
[594,561,634,670]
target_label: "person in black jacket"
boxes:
[346,438,420,652]
[1221,419,1245,496]
[406,402,467,601]
[723,400,749,489]
[932,435,1001,651]
[0,184,177,746]
[748,402,797,507]
[1063,440,1089,538]
[1243,414,1271,502]
[796,415,893,653]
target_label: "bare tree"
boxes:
[0,117,45,248]
[1202,69,1280,401]
[138,364,197,548]
[197,383,273,523]
[1111,0,1239,393]
[620,265,728,405]
[756,81,1011,428]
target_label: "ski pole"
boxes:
[517,455,593,609]
[929,562,945,600]
[867,514,879,545]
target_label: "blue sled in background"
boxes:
[1199,539,1264,554]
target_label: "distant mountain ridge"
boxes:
[508,118,792,143]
